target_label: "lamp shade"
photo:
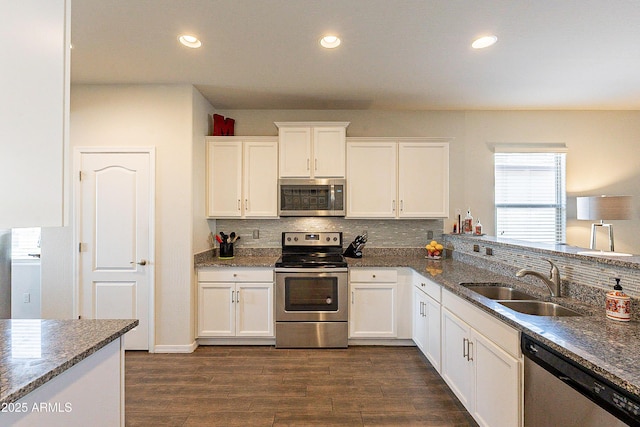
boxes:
[576,195,632,220]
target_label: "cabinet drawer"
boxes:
[350,268,398,283]
[198,268,274,283]
[413,274,441,302]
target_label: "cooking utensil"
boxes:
[232,235,240,243]
[230,232,236,243]
[215,234,223,244]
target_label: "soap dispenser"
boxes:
[606,278,631,321]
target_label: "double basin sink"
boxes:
[461,284,582,317]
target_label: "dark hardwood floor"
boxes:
[125,345,477,426]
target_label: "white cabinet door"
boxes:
[244,140,278,217]
[313,126,346,177]
[198,283,235,337]
[441,308,473,409]
[206,141,242,217]
[425,295,441,372]
[472,330,520,427]
[349,283,397,338]
[279,127,312,177]
[236,282,274,337]
[413,287,428,352]
[346,141,397,218]
[398,142,449,218]
[1,0,70,227]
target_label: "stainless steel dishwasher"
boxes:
[522,334,639,427]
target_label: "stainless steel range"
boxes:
[275,232,348,348]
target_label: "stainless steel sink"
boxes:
[461,284,538,300]
[498,300,582,317]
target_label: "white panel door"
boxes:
[441,308,473,409]
[244,140,278,217]
[79,152,152,350]
[313,127,346,177]
[235,282,274,337]
[206,141,242,217]
[279,127,312,177]
[346,141,397,218]
[198,283,235,337]
[398,142,449,218]
[349,283,397,338]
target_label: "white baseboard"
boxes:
[197,338,276,346]
[348,338,416,346]
[153,341,198,353]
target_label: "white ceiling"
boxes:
[71,0,640,110]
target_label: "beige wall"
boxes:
[42,84,215,351]
[218,109,640,254]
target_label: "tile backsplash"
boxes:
[211,218,443,248]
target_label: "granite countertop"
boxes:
[195,252,640,399]
[0,318,138,404]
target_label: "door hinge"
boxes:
[79,171,82,181]
[78,242,84,252]
[78,315,82,319]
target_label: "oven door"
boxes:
[275,269,348,322]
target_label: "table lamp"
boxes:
[576,195,632,252]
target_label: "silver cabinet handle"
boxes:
[231,290,234,303]
[245,199,248,211]
[352,291,354,304]
[307,158,310,170]
[468,341,473,361]
[236,290,239,303]
[463,338,468,359]
[315,158,318,171]
[400,200,404,211]
[237,199,241,210]
[130,259,147,266]
[392,200,396,211]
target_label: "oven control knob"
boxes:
[326,297,333,305]
[294,237,298,241]
[286,237,291,242]
[326,237,330,242]
[333,237,337,241]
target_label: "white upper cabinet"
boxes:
[0,0,70,227]
[276,122,349,178]
[398,141,449,218]
[346,138,450,219]
[206,137,278,218]
[347,140,397,218]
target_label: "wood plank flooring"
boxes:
[125,346,477,426]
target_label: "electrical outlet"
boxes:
[252,229,260,239]
[485,247,493,256]
[427,230,433,240]
[473,244,480,252]
[23,293,30,303]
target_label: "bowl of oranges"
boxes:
[425,240,444,259]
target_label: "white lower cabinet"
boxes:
[197,268,274,338]
[412,273,441,372]
[349,268,397,338]
[441,289,522,427]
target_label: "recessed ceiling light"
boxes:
[472,35,497,49]
[320,35,341,49]
[178,34,202,49]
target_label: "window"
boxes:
[11,228,41,260]
[494,152,566,243]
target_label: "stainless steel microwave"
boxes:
[278,178,346,216]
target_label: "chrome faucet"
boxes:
[516,259,562,297]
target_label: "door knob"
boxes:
[130,259,147,266]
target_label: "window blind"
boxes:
[11,228,41,260]
[495,153,566,243]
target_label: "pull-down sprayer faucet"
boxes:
[516,259,561,297]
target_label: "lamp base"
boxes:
[590,221,614,252]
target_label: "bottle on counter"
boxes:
[475,218,483,235]
[606,278,631,321]
[463,208,473,234]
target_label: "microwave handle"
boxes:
[330,184,335,210]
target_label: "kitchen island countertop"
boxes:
[0,318,138,405]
